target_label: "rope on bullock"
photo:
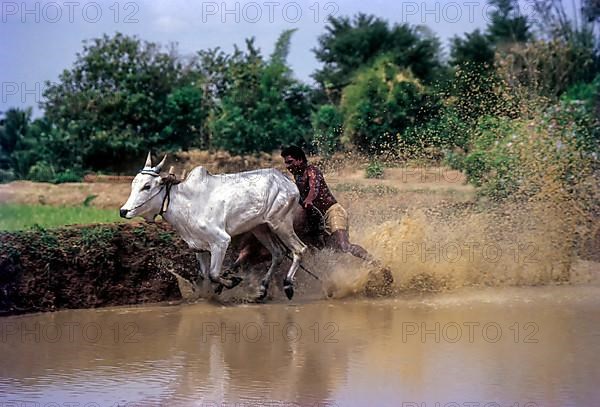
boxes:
[159,167,183,216]
[272,233,321,281]
[286,252,321,281]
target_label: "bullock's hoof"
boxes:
[256,285,269,302]
[284,284,294,300]
[227,276,243,289]
[257,283,269,300]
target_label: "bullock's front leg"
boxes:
[209,238,243,294]
[195,251,210,282]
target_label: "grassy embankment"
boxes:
[0,204,123,231]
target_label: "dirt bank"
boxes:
[0,217,403,315]
[0,222,201,315]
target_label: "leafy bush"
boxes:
[452,96,599,201]
[401,107,472,157]
[27,161,56,183]
[209,34,312,154]
[83,195,98,207]
[561,74,600,111]
[341,57,435,154]
[0,169,15,183]
[461,116,519,193]
[312,104,343,156]
[53,169,83,184]
[365,160,385,179]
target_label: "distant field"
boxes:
[0,204,123,231]
[0,166,475,232]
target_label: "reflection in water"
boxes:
[1,286,600,406]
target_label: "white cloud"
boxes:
[155,15,189,32]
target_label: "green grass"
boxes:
[0,204,123,231]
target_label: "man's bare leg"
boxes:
[325,229,395,296]
[327,230,374,262]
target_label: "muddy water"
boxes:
[1,286,599,406]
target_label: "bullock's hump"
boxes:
[186,166,211,181]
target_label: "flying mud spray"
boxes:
[175,77,599,303]
[319,81,600,299]
[210,148,596,303]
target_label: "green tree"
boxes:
[0,108,31,169]
[311,104,343,156]
[42,33,187,171]
[340,57,435,154]
[487,0,532,45]
[313,14,442,102]
[162,85,207,150]
[450,29,495,69]
[209,32,311,154]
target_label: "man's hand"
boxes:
[303,200,314,210]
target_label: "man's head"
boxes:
[281,146,307,175]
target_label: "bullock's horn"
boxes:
[144,151,153,168]
[153,154,167,173]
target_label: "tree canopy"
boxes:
[313,13,442,102]
[0,6,598,184]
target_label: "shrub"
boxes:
[312,104,343,156]
[0,169,15,183]
[365,160,385,179]
[27,161,56,183]
[340,57,434,154]
[453,97,599,201]
[209,34,312,154]
[53,169,83,184]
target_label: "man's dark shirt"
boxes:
[294,164,337,214]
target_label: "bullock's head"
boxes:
[119,152,168,221]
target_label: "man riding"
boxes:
[232,146,394,297]
[281,146,373,261]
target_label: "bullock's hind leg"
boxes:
[271,222,307,300]
[232,232,272,272]
[251,225,285,301]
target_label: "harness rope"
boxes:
[131,170,180,218]
[272,205,323,281]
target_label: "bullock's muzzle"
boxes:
[119,209,128,218]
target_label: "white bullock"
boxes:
[120,153,307,300]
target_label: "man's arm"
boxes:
[303,167,320,208]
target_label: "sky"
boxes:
[0,0,544,116]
